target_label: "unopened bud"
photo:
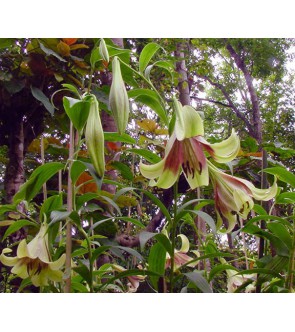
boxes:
[99,39,109,63]
[85,95,105,177]
[109,56,130,134]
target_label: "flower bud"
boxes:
[109,56,130,134]
[85,95,105,177]
[99,38,109,63]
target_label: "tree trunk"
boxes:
[3,119,25,204]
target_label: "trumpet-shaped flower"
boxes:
[0,224,66,287]
[209,162,278,232]
[140,98,240,189]
[165,234,199,271]
[112,264,146,292]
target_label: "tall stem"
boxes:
[64,122,74,293]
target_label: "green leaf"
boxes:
[276,192,295,204]
[184,271,213,293]
[71,282,89,293]
[104,132,136,144]
[3,220,38,241]
[263,167,295,187]
[176,209,216,234]
[76,193,99,210]
[0,38,14,49]
[63,97,91,132]
[128,148,162,164]
[109,161,134,181]
[267,222,293,250]
[144,60,175,81]
[128,89,167,124]
[31,86,55,115]
[39,41,67,62]
[71,160,87,185]
[62,83,81,98]
[209,264,239,282]
[40,193,63,222]
[73,262,92,287]
[139,42,162,74]
[13,162,64,203]
[139,231,157,251]
[148,242,167,290]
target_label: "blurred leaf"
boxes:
[263,167,295,187]
[104,132,136,144]
[3,220,38,241]
[139,42,162,74]
[275,192,295,204]
[128,148,161,164]
[71,160,87,185]
[209,264,239,282]
[31,86,55,115]
[39,41,67,62]
[109,161,134,181]
[184,271,213,293]
[40,193,63,222]
[13,162,64,203]
[267,222,293,250]
[148,242,167,290]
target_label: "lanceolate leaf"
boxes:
[3,220,38,241]
[128,148,162,164]
[263,167,295,187]
[104,132,136,144]
[31,86,55,115]
[128,89,167,124]
[40,194,63,222]
[148,242,167,290]
[13,162,64,203]
[139,42,162,74]
[184,271,213,293]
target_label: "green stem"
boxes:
[169,181,178,293]
[78,226,94,293]
[286,208,295,291]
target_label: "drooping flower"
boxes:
[140,98,240,189]
[208,161,277,232]
[165,234,199,271]
[112,264,146,292]
[0,223,66,287]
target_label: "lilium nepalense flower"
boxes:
[208,161,277,232]
[140,98,240,189]
[0,223,66,287]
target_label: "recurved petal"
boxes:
[47,269,64,282]
[177,234,190,253]
[200,130,240,163]
[0,249,19,266]
[49,253,66,271]
[233,188,254,219]
[139,159,165,180]
[246,178,278,201]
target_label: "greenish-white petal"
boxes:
[11,261,29,279]
[139,159,165,180]
[17,239,30,258]
[0,251,19,266]
[184,163,209,189]
[175,103,204,140]
[155,167,181,189]
[49,254,66,270]
[202,130,240,163]
[177,234,190,253]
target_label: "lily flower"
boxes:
[140,98,240,189]
[112,264,146,292]
[209,161,277,232]
[165,234,199,271]
[0,223,66,287]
